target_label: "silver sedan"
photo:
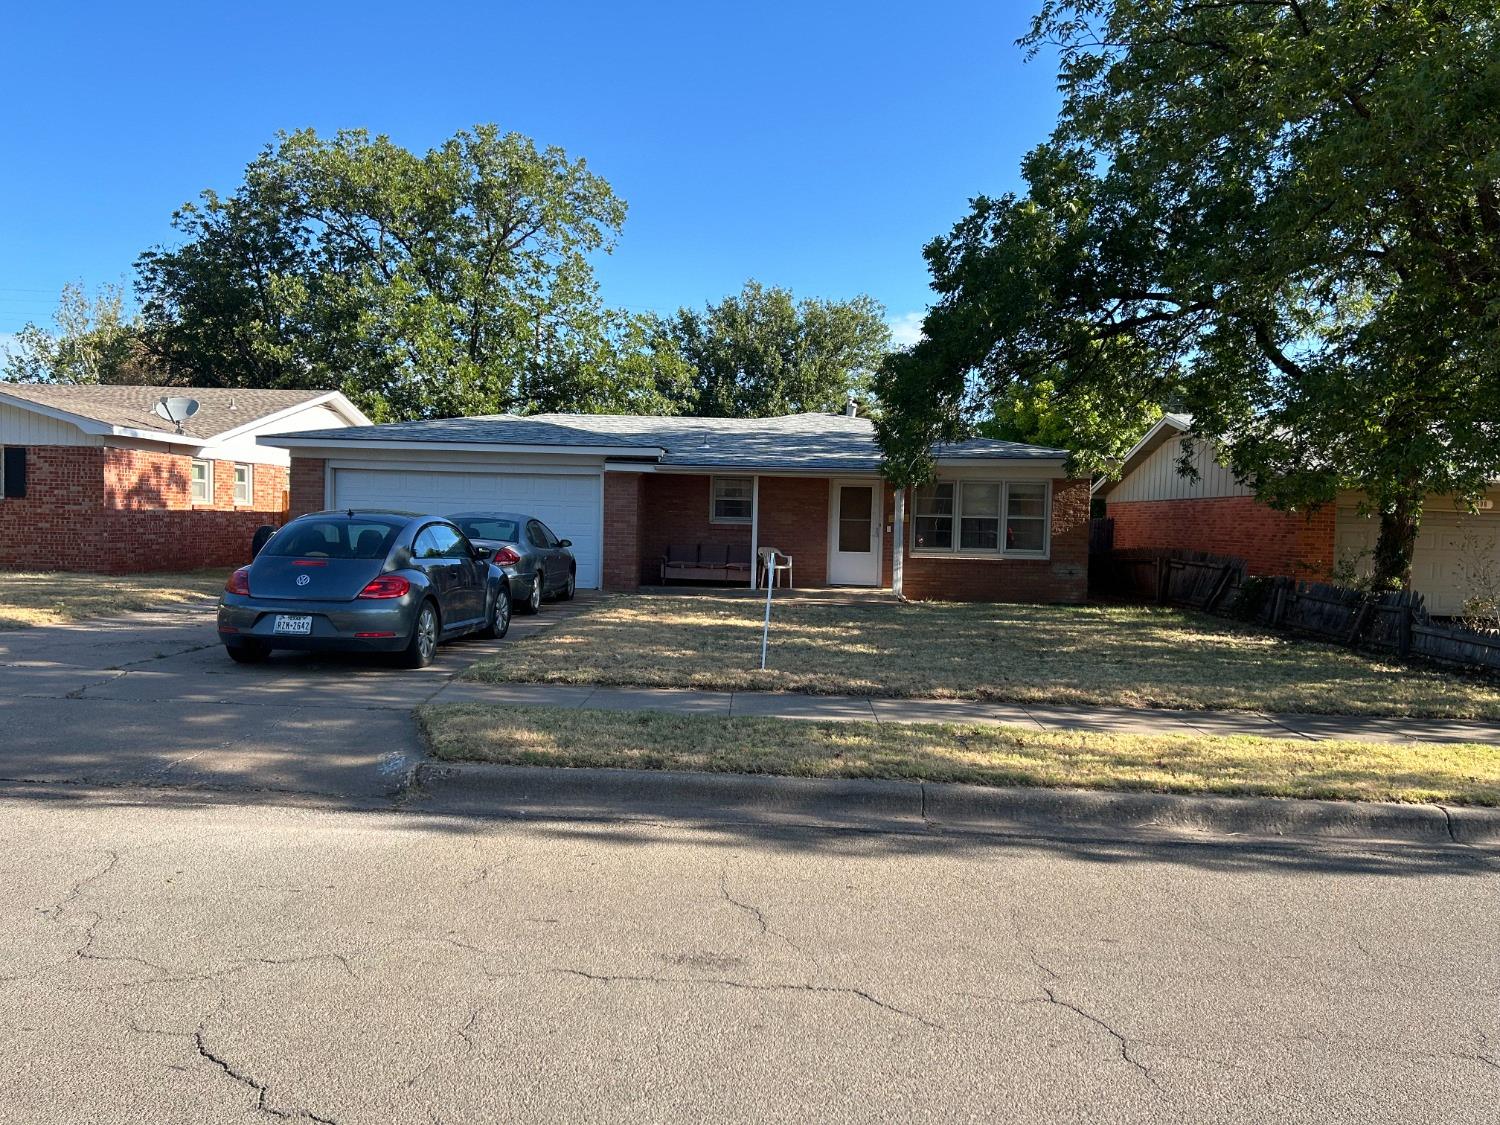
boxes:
[448,511,577,614]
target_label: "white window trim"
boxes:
[909,478,1052,561]
[190,459,214,505]
[710,475,754,525]
[232,462,254,506]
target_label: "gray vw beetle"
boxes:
[219,510,512,667]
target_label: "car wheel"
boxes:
[519,575,543,615]
[480,585,511,640]
[398,601,440,669]
[560,571,576,601]
[226,640,270,664]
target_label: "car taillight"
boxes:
[358,575,411,600]
[225,567,252,596]
[493,546,521,566]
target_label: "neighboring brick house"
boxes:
[265,411,1089,603]
[1095,413,1500,615]
[0,385,368,573]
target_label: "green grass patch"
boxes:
[465,594,1500,719]
[420,703,1500,807]
[0,568,230,629]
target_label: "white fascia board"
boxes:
[933,457,1069,474]
[259,436,665,459]
[650,464,884,478]
[208,391,371,444]
[0,391,206,448]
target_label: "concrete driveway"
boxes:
[0,598,590,799]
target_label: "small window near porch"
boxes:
[711,476,753,523]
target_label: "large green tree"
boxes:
[662,280,892,417]
[2,282,158,385]
[136,125,636,421]
[876,0,1500,590]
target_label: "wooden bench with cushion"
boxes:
[660,543,753,583]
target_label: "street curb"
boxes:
[410,762,1500,847]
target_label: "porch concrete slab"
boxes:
[867,696,1042,730]
[580,686,733,716]
[425,681,600,710]
[728,692,879,722]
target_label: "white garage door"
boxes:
[1336,506,1499,616]
[331,467,603,588]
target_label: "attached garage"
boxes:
[329,465,604,589]
[1336,504,1500,616]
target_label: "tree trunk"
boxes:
[1370,496,1421,592]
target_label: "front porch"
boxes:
[608,470,899,593]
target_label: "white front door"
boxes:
[828,480,881,586]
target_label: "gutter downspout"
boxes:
[892,485,905,599]
[749,475,760,590]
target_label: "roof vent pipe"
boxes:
[845,396,858,418]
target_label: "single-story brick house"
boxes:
[1094,413,1500,615]
[0,384,368,573]
[261,411,1089,602]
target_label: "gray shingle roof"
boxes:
[270,412,1068,470]
[0,384,336,439]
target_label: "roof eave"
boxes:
[207,391,372,443]
[259,435,667,459]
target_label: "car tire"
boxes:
[480,585,512,640]
[398,601,440,669]
[519,575,543,615]
[226,640,270,664]
[559,570,576,600]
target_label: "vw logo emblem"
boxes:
[295,574,311,587]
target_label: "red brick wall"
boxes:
[288,457,326,518]
[1108,495,1335,578]
[900,477,1090,604]
[757,476,831,587]
[0,445,101,565]
[0,445,290,574]
[637,474,753,584]
[603,471,645,591]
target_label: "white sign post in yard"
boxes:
[760,549,778,670]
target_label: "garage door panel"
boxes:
[1337,507,1500,616]
[331,467,602,588]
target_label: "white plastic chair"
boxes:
[758,547,793,589]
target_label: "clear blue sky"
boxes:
[0,1,1061,348]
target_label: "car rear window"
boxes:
[263,518,402,560]
[454,518,519,542]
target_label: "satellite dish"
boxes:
[154,396,201,434]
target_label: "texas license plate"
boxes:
[272,615,313,636]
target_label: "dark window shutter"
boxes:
[3,447,26,499]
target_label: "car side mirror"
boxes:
[557,539,572,548]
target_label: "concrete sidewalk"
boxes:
[428,679,1500,745]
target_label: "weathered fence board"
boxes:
[1099,546,1500,676]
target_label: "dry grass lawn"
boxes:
[465,593,1500,718]
[0,568,230,628]
[421,704,1500,806]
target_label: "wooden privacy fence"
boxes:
[1100,548,1500,675]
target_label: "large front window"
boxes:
[911,480,1050,557]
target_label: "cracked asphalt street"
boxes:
[1,607,1498,1122]
[2,792,1496,1123]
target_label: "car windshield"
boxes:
[263,518,402,560]
[454,518,519,543]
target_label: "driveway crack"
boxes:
[195,1014,339,1123]
[553,967,942,1029]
